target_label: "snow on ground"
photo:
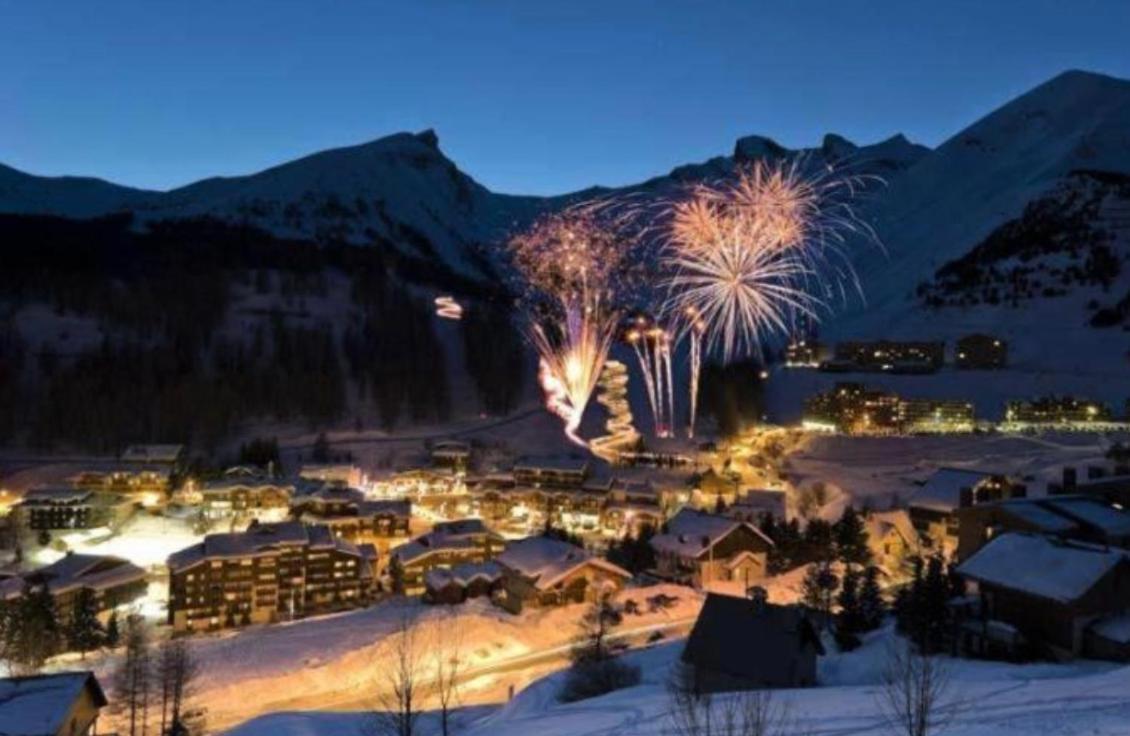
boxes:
[780,431,1115,514]
[80,584,703,732]
[224,623,1130,736]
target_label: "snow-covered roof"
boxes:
[496,536,629,591]
[392,519,497,565]
[19,486,92,504]
[1,553,147,601]
[424,561,502,590]
[1043,498,1130,536]
[957,533,1128,603]
[651,508,773,559]
[911,468,999,512]
[865,509,918,546]
[0,671,106,736]
[994,500,1079,533]
[1090,613,1130,644]
[168,522,365,572]
[731,489,787,519]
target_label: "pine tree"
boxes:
[66,588,105,658]
[835,568,862,650]
[921,555,952,654]
[802,560,839,622]
[834,507,871,567]
[389,554,406,595]
[106,610,121,647]
[858,565,885,632]
[7,583,60,673]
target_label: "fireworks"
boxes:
[625,316,675,438]
[434,295,464,320]
[661,158,876,435]
[509,206,630,447]
[589,360,641,462]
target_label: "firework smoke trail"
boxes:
[510,206,630,448]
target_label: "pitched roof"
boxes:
[911,468,999,512]
[957,533,1128,603]
[865,510,918,546]
[496,536,630,591]
[0,671,106,736]
[167,522,363,572]
[1,554,147,600]
[681,594,823,682]
[994,500,1080,533]
[651,508,773,559]
[1043,498,1130,536]
[424,561,502,590]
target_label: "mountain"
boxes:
[4,68,1130,424]
[0,130,545,282]
[0,162,150,218]
[842,70,1130,323]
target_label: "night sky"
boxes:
[4,0,1129,195]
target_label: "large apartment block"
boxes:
[166,521,377,633]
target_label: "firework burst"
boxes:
[509,205,631,447]
[661,157,877,435]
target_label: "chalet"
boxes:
[431,440,472,469]
[955,334,1007,370]
[391,518,506,595]
[956,533,1130,659]
[727,489,787,523]
[650,509,774,589]
[70,465,172,506]
[299,464,363,488]
[494,536,631,613]
[680,593,823,693]
[292,487,411,547]
[0,671,108,736]
[512,456,590,488]
[423,561,503,605]
[956,495,1130,560]
[198,475,294,520]
[864,510,919,572]
[908,468,1024,552]
[1051,465,1130,506]
[166,521,377,633]
[16,488,134,532]
[0,553,147,620]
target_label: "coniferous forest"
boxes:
[0,213,526,451]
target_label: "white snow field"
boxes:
[226,624,1130,736]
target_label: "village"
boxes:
[6,405,1130,734]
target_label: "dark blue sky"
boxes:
[4,1,1129,195]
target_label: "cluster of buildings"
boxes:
[890,461,1130,661]
[787,333,1007,373]
[803,382,975,435]
[803,382,1120,436]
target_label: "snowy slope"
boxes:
[840,70,1130,326]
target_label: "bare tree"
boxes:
[113,613,153,736]
[368,611,423,736]
[877,642,955,736]
[155,637,201,735]
[432,609,464,736]
[666,661,795,736]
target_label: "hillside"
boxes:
[4,69,1130,435]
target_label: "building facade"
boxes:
[166,522,377,633]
